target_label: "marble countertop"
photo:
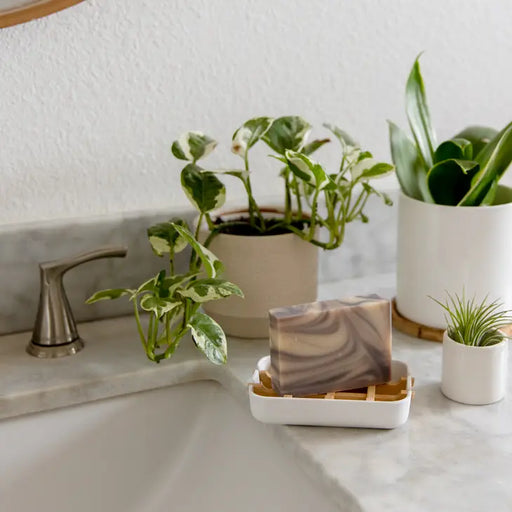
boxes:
[1,272,511,512]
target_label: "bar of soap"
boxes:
[269,295,392,396]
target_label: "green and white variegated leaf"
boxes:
[139,295,181,319]
[147,218,189,256]
[284,150,330,190]
[405,55,437,168]
[231,117,274,158]
[172,224,224,278]
[188,312,227,365]
[351,158,394,181]
[210,169,250,185]
[171,131,217,162]
[262,116,311,154]
[181,163,226,213]
[86,288,134,304]
[161,273,199,297]
[323,123,359,151]
[302,138,330,155]
[179,278,243,303]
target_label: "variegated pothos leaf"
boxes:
[188,312,227,365]
[179,278,243,303]
[172,131,217,162]
[181,164,226,213]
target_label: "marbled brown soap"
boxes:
[269,295,392,396]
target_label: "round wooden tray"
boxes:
[391,298,443,342]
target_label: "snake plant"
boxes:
[390,55,512,206]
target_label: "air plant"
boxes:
[432,291,512,346]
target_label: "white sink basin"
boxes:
[1,380,341,512]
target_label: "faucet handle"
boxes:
[27,245,128,359]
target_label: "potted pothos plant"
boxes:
[390,55,512,330]
[86,220,243,364]
[171,116,394,337]
[433,292,511,405]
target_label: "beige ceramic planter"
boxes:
[202,210,318,338]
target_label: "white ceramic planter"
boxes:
[441,331,508,405]
[202,210,318,338]
[396,186,512,329]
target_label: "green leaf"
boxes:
[188,312,227,365]
[210,169,250,184]
[459,121,512,206]
[147,218,189,256]
[388,121,430,201]
[181,164,226,213]
[179,278,244,303]
[139,295,181,319]
[434,138,473,163]
[323,123,358,149]
[480,178,500,206]
[427,159,480,206]
[453,126,498,158]
[262,116,311,154]
[302,138,330,155]
[231,117,274,158]
[86,288,134,304]
[171,131,217,162]
[358,162,395,180]
[172,224,224,278]
[405,55,436,168]
[284,150,330,190]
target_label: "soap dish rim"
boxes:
[248,356,413,429]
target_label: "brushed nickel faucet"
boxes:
[27,246,128,358]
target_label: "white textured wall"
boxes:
[1,0,512,225]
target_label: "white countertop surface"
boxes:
[1,272,511,512]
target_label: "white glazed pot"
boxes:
[202,210,318,339]
[396,186,512,329]
[441,331,508,405]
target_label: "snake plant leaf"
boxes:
[458,121,512,206]
[179,278,243,303]
[388,121,430,201]
[262,116,311,154]
[405,55,437,169]
[284,150,330,190]
[453,126,498,159]
[86,288,134,304]
[139,295,181,319]
[148,218,189,256]
[434,138,473,163]
[479,178,500,206]
[172,223,224,278]
[181,164,226,214]
[188,312,227,365]
[171,131,217,163]
[427,159,480,205]
[302,138,331,155]
[231,117,274,158]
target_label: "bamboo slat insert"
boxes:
[252,370,411,402]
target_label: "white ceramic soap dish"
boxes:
[249,356,414,429]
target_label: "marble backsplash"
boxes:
[0,192,397,335]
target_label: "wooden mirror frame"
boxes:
[0,0,84,28]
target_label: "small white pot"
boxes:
[202,209,318,338]
[396,187,512,329]
[441,331,508,405]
